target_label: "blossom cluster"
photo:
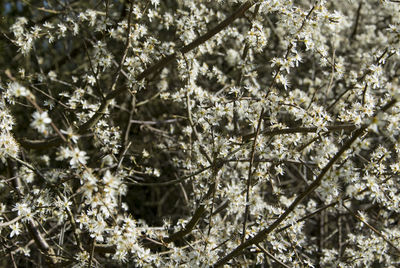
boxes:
[1,0,400,267]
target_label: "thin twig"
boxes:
[242,108,264,243]
[83,39,105,100]
[123,96,136,147]
[0,215,24,227]
[350,2,363,40]
[87,237,95,268]
[256,244,291,268]
[343,204,400,255]
[242,124,357,141]
[130,119,180,125]
[126,164,213,186]
[163,205,207,244]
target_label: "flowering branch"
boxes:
[18,1,255,150]
[215,99,397,267]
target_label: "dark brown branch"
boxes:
[163,205,207,244]
[350,2,363,40]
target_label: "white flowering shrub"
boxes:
[1,0,400,267]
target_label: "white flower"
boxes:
[87,75,96,86]
[30,111,52,134]
[0,108,15,131]
[275,164,285,175]
[13,202,32,218]
[61,127,79,143]
[74,251,89,267]
[56,146,72,161]
[0,132,19,162]
[9,222,21,238]
[7,82,29,97]
[142,149,150,158]
[69,147,88,167]
[55,196,72,210]
[113,249,128,263]
[16,247,30,257]
[226,49,240,66]
[57,23,67,37]
[151,0,160,8]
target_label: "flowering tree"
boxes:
[1,0,400,266]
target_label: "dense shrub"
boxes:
[1,0,400,267]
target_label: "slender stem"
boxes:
[87,237,95,268]
[343,205,400,255]
[242,124,357,141]
[0,215,24,227]
[256,244,291,268]
[242,108,264,243]
[163,205,207,243]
